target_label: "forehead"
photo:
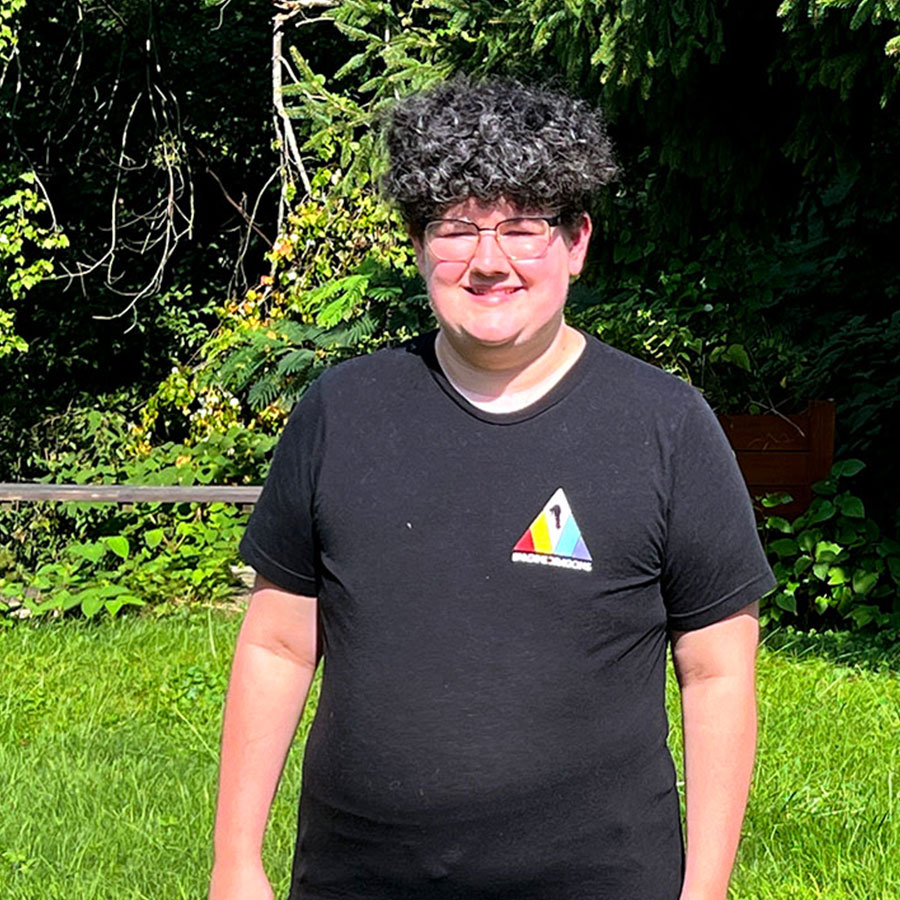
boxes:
[439,197,552,223]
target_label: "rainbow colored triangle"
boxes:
[513,488,592,562]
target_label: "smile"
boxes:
[465,287,523,304]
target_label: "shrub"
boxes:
[0,406,275,620]
[760,460,900,631]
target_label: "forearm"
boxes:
[679,673,757,900]
[213,635,316,864]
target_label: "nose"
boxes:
[468,229,509,275]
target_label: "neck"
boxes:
[435,323,586,413]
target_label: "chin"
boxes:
[459,324,524,347]
[454,311,531,344]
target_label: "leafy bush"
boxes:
[789,311,900,531]
[794,312,900,459]
[760,460,900,631]
[0,503,248,619]
[568,257,804,414]
[0,171,69,358]
[0,405,275,620]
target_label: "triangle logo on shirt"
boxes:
[511,488,593,573]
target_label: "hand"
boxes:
[209,859,275,900]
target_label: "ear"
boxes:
[566,213,592,278]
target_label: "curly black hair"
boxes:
[380,75,618,236]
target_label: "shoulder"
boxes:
[581,332,705,419]
[313,334,432,400]
[576,334,728,465]
[286,333,435,426]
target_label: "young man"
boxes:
[210,78,775,900]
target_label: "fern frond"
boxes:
[277,320,321,345]
[248,376,281,412]
[275,348,316,377]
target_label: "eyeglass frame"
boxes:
[422,214,564,262]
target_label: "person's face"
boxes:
[411,198,592,358]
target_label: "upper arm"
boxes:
[661,391,776,632]
[238,573,320,671]
[239,384,324,599]
[670,600,759,688]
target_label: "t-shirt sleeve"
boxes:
[661,389,776,631]
[238,382,324,597]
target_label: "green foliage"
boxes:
[0,0,297,461]
[568,256,802,412]
[0,503,248,619]
[301,0,730,102]
[3,0,899,628]
[157,661,228,720]
[777,0,900,75]
[215,314,377,412]
[0,172,69,357]
[0,0,24,62]
[94,2,434,445]
[172,154,428,424]
[0,405,275,620]
[761,460,900,631]
[792,310,900,454]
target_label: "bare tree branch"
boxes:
[273,19,311,195]
[9,0,329,325]
[232,167,280,296]
[271,0,341,234]
[274,0,339,11]
[197,148,274,250]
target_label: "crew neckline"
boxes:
[416,329,597,425]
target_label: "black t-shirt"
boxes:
[240,331,776,900]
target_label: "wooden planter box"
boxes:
[716,400,835,521]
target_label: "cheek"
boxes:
[512,257,569,293]
[427,260,468,289]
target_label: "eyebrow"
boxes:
[433,213,556,223]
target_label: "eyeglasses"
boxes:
[423,215,562,262]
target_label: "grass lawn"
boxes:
[1,609,898,900]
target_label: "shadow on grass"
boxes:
[761,625,900,675]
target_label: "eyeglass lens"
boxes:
[425,218,551,261]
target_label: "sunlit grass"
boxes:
[1,612,897,899]
[728,632,900,900]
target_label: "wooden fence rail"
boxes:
[1,401,835,519]
[0,484,262,503]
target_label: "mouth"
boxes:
[464,286,523,304]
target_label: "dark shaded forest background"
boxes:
[1,0,898,628]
